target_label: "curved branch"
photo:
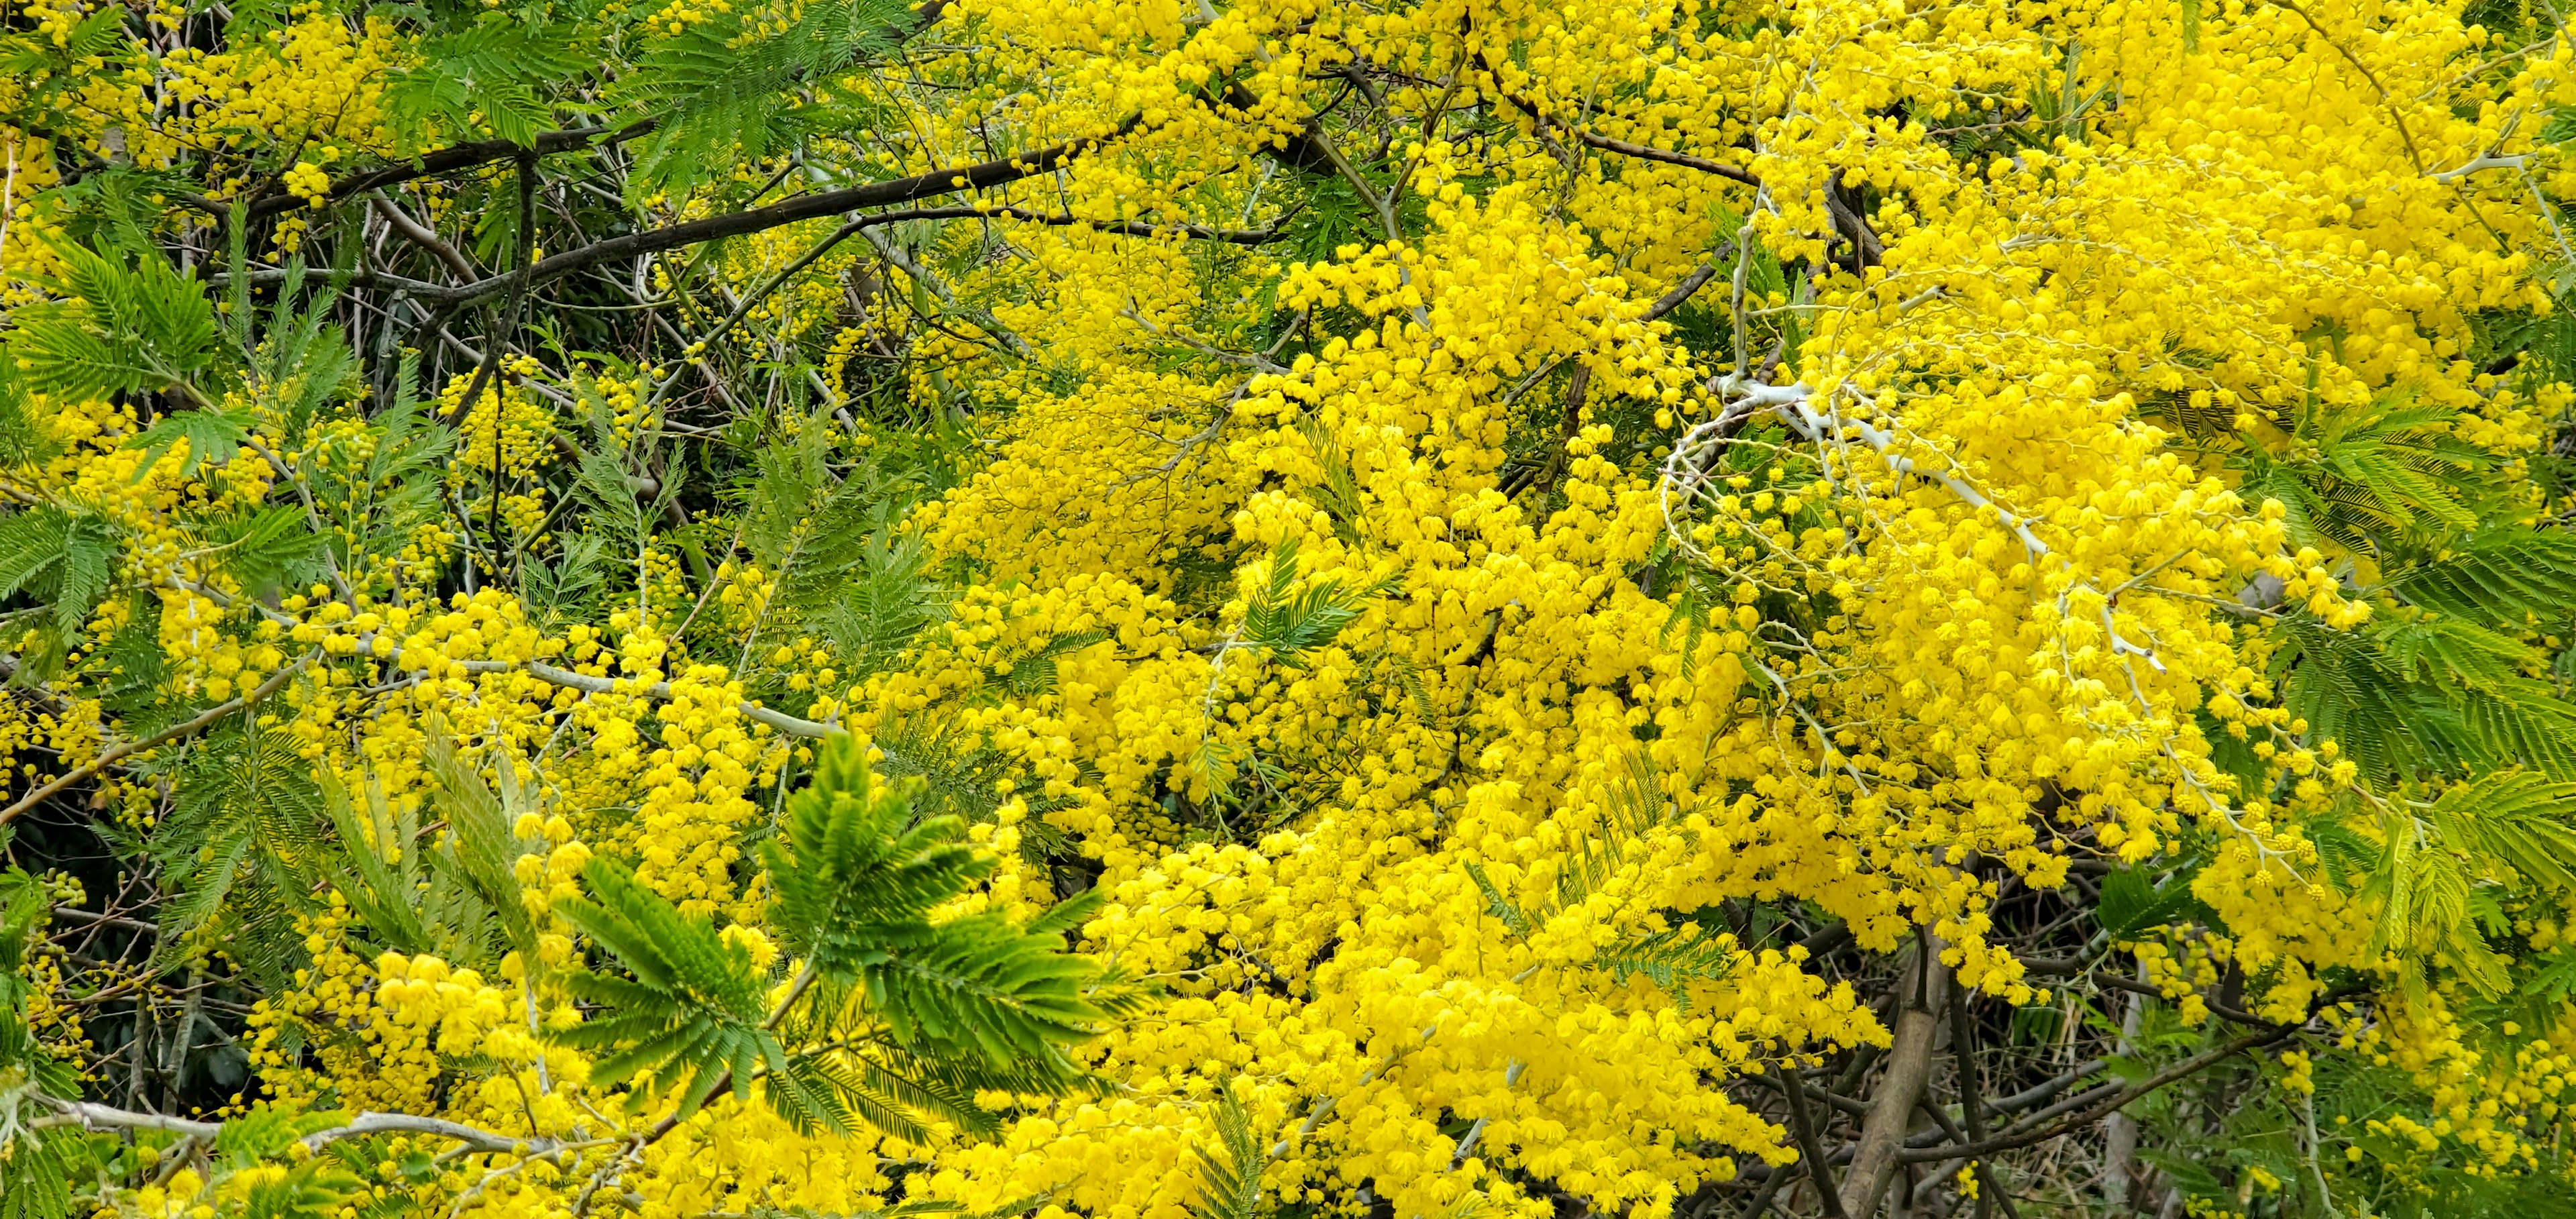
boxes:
[37,1099,553,1157]
[423,120,1144,309]
[249,121,660,220]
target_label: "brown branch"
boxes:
[423,120,1144,308]
[235,0,966,219]
[1949,979,2019,1219]
[1517,363,1589,498]
[1841,932,1949,1215]
[2272,0,2428,174]
[370,191,481,280]
[1574,130,1760,187]
[1644,260,1723,320]
[1896,1028,2286,1164]
[1779,1061,1850,1219]
[243,121,660,220]
[49,906,158,937]
[1545,113,1878,268]
[1467,44,1760,188]
[1510,256,1725,498]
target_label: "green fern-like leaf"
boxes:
[2235,399,2493,555]
[1591,924,1735,1010]
[1241,537,1387,667]
[761,735,1101,1081]
[1187,1081,1267,1219]
[0,502,119,661]
[0,973,85,1219]
[381,19,585,150]
[616,0,910,202]
[125,401,257,480]
[147,727,327,973]
[1464,861,1531,938]
[2387,527,2576,629]
[2431,772,2576,894]
[7,241,219,404]
[555,857,777,1118]
[2273,617,2457,783]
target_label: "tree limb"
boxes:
[1841,932,1949,1215]
[38,1098,559,1157]
[370,191,481,280]
[424,121,1144,309]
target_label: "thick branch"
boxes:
[1644,260,1723,320]
[452,659,835,738]
[370,191,481,280]
[1841,933,1949,1216]
[1575,130,1760,187]
[299,1112,558,1156]
[50,906,158,937]
[1779,1063,1850,1218]
[248,121,659,220]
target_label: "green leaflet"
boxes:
[763,737,1102,1073]
[380,19,589,152]
[7,242,219,407]
[614,0,913,203]
[555,735,1100,1139]
[2234,399,2493,555]
[1186,1081,1265,1219]
[1466,752,1733,1006]
[0,501,117,676]
[2386,527,2576,629]
[1240,535,1393,667]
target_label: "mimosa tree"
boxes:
[6,0,2576,1216]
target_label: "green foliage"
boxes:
[419,731,545,961]
[1587,924,1735,1006]
[867,710,1082,865]
[730,422,947,682]
[0,869,81,1219]
[1186,1082,1266,1219]
[2270,612,2576,787]
[761,735,1101,1077]
[2426,773,2576,895]
[555,855,780,1119]
[186,504,328,602]
[558,736,1100,1141]
[2236,399,2492,553]
[1466,752,1731,1004]
[2386,527,2576,627]
[5,242,219,406]
[382,19,589,150]
[617,0,912,202]
[2339,774,2576,996]
[320,768,522,970]
[1240,536,1386,666]
[0,5,129,136]
[2094,865,2218,942]
[0,502,117,677]
[146,726,326,982]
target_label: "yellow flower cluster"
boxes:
[442,358,560,544]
